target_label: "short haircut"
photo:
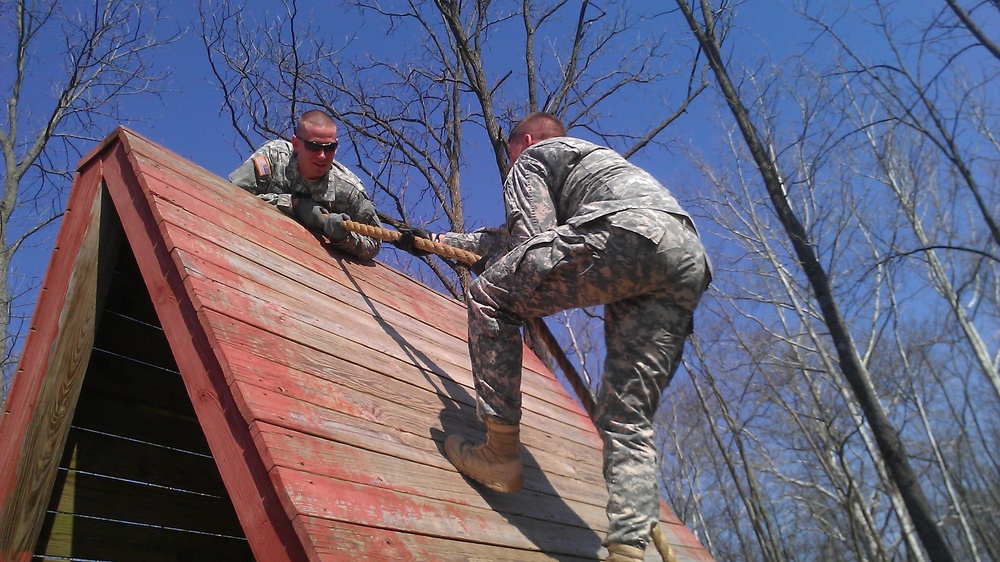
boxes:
[295,110,336,135]
[509,112,566,143]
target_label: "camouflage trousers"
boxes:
[466,209,710,550]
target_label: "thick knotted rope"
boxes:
[344,220,482,265]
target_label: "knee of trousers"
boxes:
[467,276,524,335]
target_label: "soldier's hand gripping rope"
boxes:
[342,220,483,265]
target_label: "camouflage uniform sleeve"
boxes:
[502,148,562,247]
[438,227,510,258]
[229,140,296,215]
[323,162,382,261]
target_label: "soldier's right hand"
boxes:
[394,227,433,257]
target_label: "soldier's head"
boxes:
[292,110,339,180]
[507,112,566,167]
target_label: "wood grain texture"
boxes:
[0,166,105,559]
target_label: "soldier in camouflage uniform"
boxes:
[229,110,382,260]
[400,112,710,561]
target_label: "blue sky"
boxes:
[6,0,996,363]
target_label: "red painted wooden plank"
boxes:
[298,516,595,562]
[254,422,608,525]
[99,137,312,562]
[163,233,590,431]
[220,338,608,492]
[239,361,605,502]
[276,464,603,557]
[226,355,612,518]
[194,301,607,492]
[0,161,106,561]
[176,257,585,431]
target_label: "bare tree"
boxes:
[799,1,1000,402]
[672,0,962,560]
[666,0,1000,559]
[944,0,1000,61]
[0,0,177,402]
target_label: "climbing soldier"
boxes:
[397,112,711,561]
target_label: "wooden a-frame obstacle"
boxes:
[0,127,715,561]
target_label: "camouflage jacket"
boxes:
[504,136,695,248]
[446,137,701,261]
[229,139,381,260]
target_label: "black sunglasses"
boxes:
[300,139,339,153]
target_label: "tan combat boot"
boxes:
[444,419,523,493]
[606,542,645,561]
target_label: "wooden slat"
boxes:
[167,238,592,440]
[208,316,608,494]
[140,178,566,395]
[0,166,106,560]
[255,423,607,529]
[46,469,243,536]
[299,516,598,561]
[59,427,224,496]
[276,464,604,557]
[34,512,253,562]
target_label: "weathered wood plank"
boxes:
[254,422,607,527]
[34,511,253,562]
[299,516,599,561]
[237,383,611,535]
[276,464,605,558]
[207,314,609,493]
[169,242,591,439]
[47,469,244,536]
[163,222,586,421]
[0,165,105,560]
